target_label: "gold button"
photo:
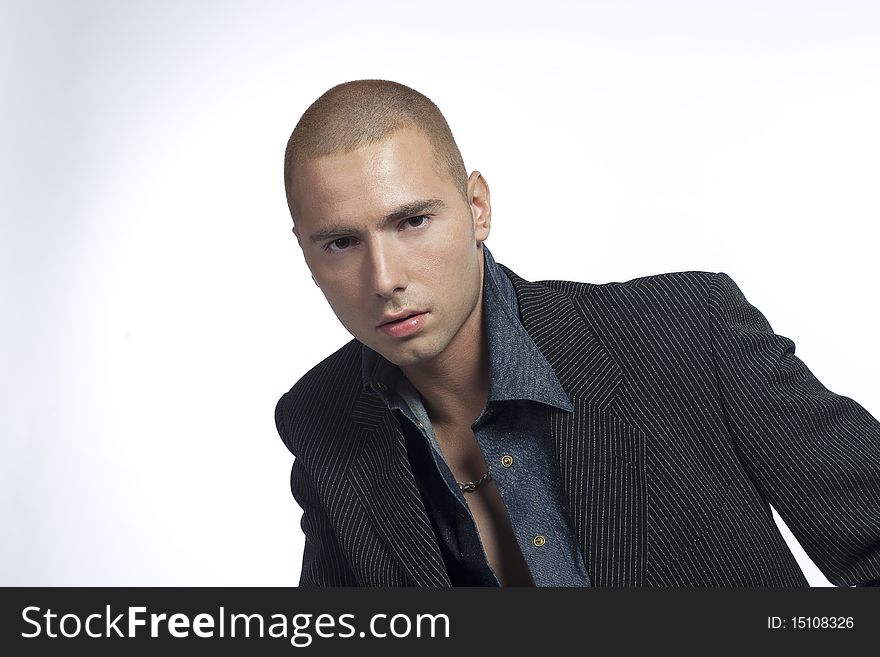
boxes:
[376,382,387,391]
[416,421,425,430]
[500,455,514,468]
[533,535,546,548]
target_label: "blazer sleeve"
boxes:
[289,457,359,587]
[708,272,880,586]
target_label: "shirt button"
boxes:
[533,535,546,548]
[500,455,514,468]
[376,382,388,391]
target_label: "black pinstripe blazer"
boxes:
[274,263,880,587]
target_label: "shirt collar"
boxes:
[360,245,573,412]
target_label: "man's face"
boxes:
[289,127,491,369]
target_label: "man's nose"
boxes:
[366,240,406,298]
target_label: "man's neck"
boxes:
[401,318,489,429]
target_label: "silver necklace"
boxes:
[457,470,492,492]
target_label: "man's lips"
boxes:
[378,310,426,327]
[377,311,428,338]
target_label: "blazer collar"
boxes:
[499,263,622,408]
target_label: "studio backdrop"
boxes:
[2,0,878,585]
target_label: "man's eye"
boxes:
[327,237,354,253]
[403,215,429,229]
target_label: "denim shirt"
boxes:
[360,246,592,587]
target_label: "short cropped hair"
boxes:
[283,79,468,223]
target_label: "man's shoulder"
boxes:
[535,269,717,300]
[520,268,725,347]
[507,265,720,317]
[548,269,733,367]
[564,268,720,317]
[274,338,366,455]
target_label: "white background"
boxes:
[2,0,878,586]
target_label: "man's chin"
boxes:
[374,340,443,370]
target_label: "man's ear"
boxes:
[467,170,491,243]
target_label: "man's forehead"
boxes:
[292,130,452,227]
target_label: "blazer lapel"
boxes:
[346,393,451,586]
[503,265,647,586]
[501,265,621,405]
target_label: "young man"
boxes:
[275,79,880,587]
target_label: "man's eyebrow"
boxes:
[308,198,447,244]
